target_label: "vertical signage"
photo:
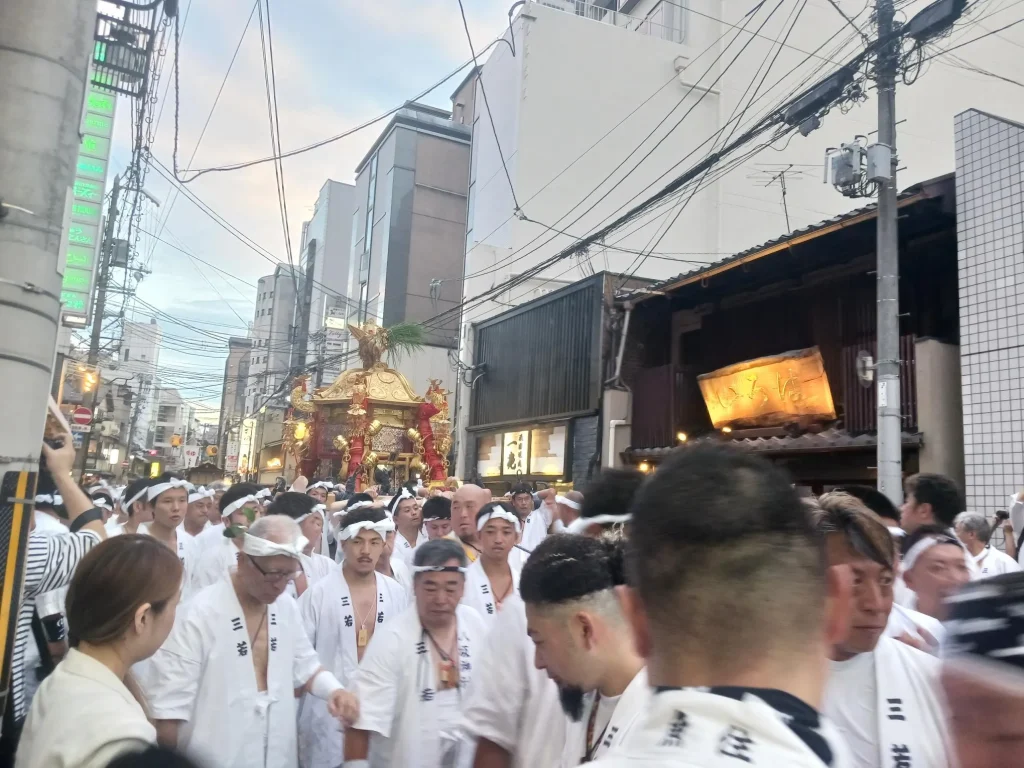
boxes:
[61,74,117,328]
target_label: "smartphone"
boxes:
[44,396,72,447]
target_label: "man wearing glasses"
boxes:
[144,515,359,768]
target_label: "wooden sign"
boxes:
[697,347,836,429]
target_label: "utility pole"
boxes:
[874,0,902,506]
[78,174,120,479]
[0,0,99,714]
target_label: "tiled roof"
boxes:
[626,428,922,458]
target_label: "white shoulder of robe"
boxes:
[19,649,155,768]
[885,603,946,648]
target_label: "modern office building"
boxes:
[218,336,251,471]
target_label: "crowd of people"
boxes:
[6,430,1024,768]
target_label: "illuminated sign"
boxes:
[697,347,836,429]
[503,431,528,475]
[529,424,567,476]
[475,423,569,479]
[61,74,116,329]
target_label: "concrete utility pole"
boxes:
[874,0,903,506]
[0,0,99,709]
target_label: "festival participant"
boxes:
[954,511,1019,576]
[189,485,262,592]
[941,572,1024,768]
[462,503,521,626]
[901,473,962,535]
[307,481,330,505]
[518,488,554,553]
[265,492,335,594]
[331,493,377,562]
[344,539,488,767]
[192,482,260,552]
[422,496,453,540]
[902,525,972,620]
[586,443,853,768]
[208,481,229,509]
[141,477,197,596]
[520,534,647,766]
[390,487,426,565]
[376,528,413,592]
[509,484,534,523]
[17,536,182,768]
[562,471,642,537]
[106,479,154,538]
[451,484,489,563]
[815,492,952,768]
[183,488,213,538]
[297,508,408,768]
[146,516,358,768]
[32,493,67,535]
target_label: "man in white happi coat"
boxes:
[298,508,408,768]
[901,525,972,621]
[141,476,198,597]
[190,485,265,593]
[391,487,427,565]
[955,511,1020,577]
[376,527,413,592]
[422,497,453,541]
[815,492,953,768]
[586,444,855,768]
[182,487,214,537]
[193,482,261,552]
[146,515,358,768]
[105,477,153,537]
[461,503,521,627]
[512,484,552,554]
[519,534,647,766]
[344,538,488,768]
[264,492,336,596]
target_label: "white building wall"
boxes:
[119,319,162,449]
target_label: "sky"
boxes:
[103,0,508,415]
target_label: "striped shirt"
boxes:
[11,530,100,720]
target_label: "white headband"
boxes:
[888,525,906,538]
[555,495,581,511]
[903,534,964,572]
[35,494,63,506]
[309,481,332,491]
[255,488,273,500]
[92,497,111,510]
[347,500,374,512]
[188,488,215,504]
[423,514,448,523]
[565,513,632,535]
[410,564,468,573]
[88,481,112,494]
[392,487,415,506]
[222,495,259,518]
[476,508,522,533]
[339,518,395,541]
[296,504,326,524]
[240,533,308,561]
[147,478,190,501]
[125,485,150,511]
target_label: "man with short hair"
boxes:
[451,484,490,563]
[306,481,330,505]
[902,525,972,620]
[105,477,153,537]
[462,503,521,626]
[344,539,488,767]
[521,534,647,765]
[143,475,197,596]
[189,483,262,592]
[509,484,534,520]
[298,508,407,768]
[266,492,336,594]
[147,515,358,768]
[955,511,1020,576]
[422,497,452,540]
[587,443,852,767]
[815,492,952,768]
[376,527,413,592]
[183,487,214,538]
[390,488,426,565]
[208,480,230,516]
[901,473,962,534]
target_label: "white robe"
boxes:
[584,686,853,768]
[460,558,521,628]
[392,528,428,565]
[824,637,952,768]
[885,603,946,649]
[299,552,337,584]
[974,544,1020,576]
[390,557,413,593]
[194,521,227,551]
[460,594,565,768]
[144,579,323,768]
[190,538,241,594]
[140,524,198,600]
[18,649,155,768]
[563,668,649,766]
[519,506,551,554]
[350,604,488,768]
[297,571,408,768]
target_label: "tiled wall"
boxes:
[955,109,1024,514]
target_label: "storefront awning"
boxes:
[627,428,922,460]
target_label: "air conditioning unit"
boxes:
[99,420,121,438]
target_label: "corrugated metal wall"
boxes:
[471,279,601,428]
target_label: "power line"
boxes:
[823,0,870,41]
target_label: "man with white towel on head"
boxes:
[145,515,359,768]
[298,507,408,768]
[461,502,521,628]
[390,487,427,566]
[189,484,263,593]
[815,492,953,768]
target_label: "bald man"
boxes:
[450,484,489,563]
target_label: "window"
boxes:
[123,348,130,361]
[157,405,176,422]
[154,426,169,443]
[359,282,369,322]
[269,291,274,298]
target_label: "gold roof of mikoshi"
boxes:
[313,362,424,406]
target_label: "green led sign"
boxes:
[86,90,114,116]
[80,134,110,159]
[71,201,101,223]
[73,179,102,201]
[67,224,97,248]
[93,41,108,64]
[60,292,87,311]
[62,268,91,290]
[83,113,112,135]
[76,155,106,180]
[65,246,94,269]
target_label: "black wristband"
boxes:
[69,507,104,533]
[40,614,66,643]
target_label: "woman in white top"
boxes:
[17,534,183,768]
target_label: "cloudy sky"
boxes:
[105,0,505,415]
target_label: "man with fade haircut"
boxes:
[461,502,522,626]
[450,484,490,563]
[421,496,453,540]
[901,525,971,621]
[565,470,643,536]
[587,443,854,768]
[344,539,488,768]
[520,534,647,766]
[954,511,1020,577]
[189,483,262,593]
[901,473,962,535]
[815,492,953,768]
[145,515,358,768]
[298,506,408,768]
[265,492,336,596]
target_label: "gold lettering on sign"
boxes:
[698,347,835,429]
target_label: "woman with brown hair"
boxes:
[17,535,183,768]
